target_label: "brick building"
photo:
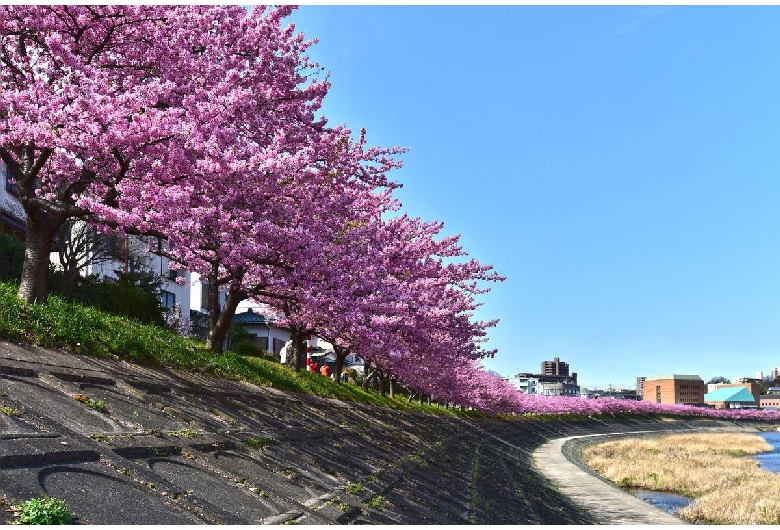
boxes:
[760,395,780,409]
[641,374,705,406]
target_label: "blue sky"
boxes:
[287,5,780,390]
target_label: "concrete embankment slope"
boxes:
[0,340,761,524]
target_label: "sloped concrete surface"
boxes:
[0,340,768,524]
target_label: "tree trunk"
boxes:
[206,271,221,339]
[362,359,371,392]
[389,378,395,399]
[205,283,245,354]
[333,347,348,385]
[18,208,66,304]
[288,326,306,372]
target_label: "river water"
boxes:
[752,431,780,473]
[629,488,692,515]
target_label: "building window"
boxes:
[201,283,210,310]
[3,165,17,196]
[161,290,175,308]
[656,385,661,404]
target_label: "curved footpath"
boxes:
[0,339,773,524]
[534,434,688,524]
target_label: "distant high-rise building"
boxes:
[772,367,780,381]
[636,376,646,398]
[516,355,579,397]
[541,356,569,377]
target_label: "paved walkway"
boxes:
[533,434,688,525]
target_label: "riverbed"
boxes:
[629,430,780,516]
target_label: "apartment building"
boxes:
[541,356,570,377]
[516,356,580,397]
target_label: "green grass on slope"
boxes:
[0,280,463,414]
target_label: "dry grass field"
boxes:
[582,432,780,524]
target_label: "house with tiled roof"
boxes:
[230,308,290,358]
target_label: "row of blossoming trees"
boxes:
[2,6,777,420]
[0,5,509,408]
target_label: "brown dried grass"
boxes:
[582,432,780,524]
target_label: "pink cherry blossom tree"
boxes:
[0,6,191,302]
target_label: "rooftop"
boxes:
[644,374,703,382]
[231,308,284,326]
[704,386,756,403]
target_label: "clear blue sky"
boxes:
[287,5,780,390]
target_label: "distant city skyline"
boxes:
[289,6,780,389]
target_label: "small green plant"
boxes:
[282,468,299,481]
[245,437,276,449]
[146,428,163,438]
[726,448,748,457]
[339,502,351,513]
[0,402,20,416]
[151,448,168,457]
[346,482,364,494]
[406,454,429,468]
[72,394,107,413]
[168,429,199,438]
[363,494,385,510]
[13,496,73,525]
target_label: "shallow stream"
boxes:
[629,488,692,515]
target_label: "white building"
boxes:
[0,161,25,238]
